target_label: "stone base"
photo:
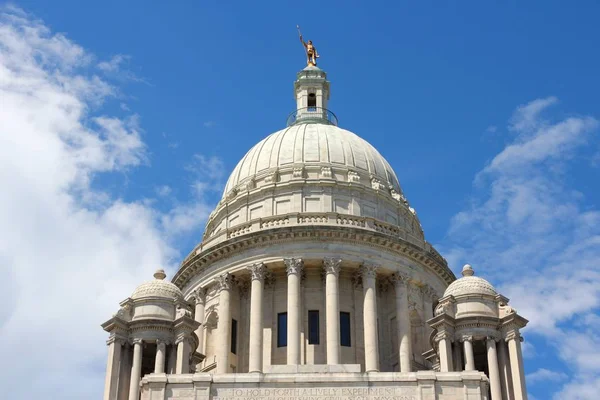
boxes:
[264,364,361,374]
[141,371,490,400]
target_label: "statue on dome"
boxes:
[297,25,319,66]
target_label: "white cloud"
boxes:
[526,368,568,384]
[0,7,218,398]
[440,97,600,399]
[98,54,129,72]
[156,185,172,197]
[203,120,216,128]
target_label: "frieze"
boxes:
[174,227,454,289]
[211,386,418,400]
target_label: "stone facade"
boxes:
[102,65,529,400]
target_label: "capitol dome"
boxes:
[131,269,183,300]
[443,264,497,298]
[103,59,530,400]
[223,123,402,197]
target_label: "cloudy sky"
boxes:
[1,2,599,399]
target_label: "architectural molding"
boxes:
[216,273,233,292]
[323,257,342,276]
[284,258,304,276]
[247,262,266,281]
[360,263,379,280]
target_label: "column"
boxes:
[453,341,463,372]
[248,262,266,372]
[152,340,166,374]
[324,258,342,365]
[392,273,412,372]
[216,273,232,374]
[361,263,380,372]
[487,338,502,400]
[128,339,143,400]
[167,344,177,374]
[176,338,192,374]
[437,332,453,372]
[191,287,207,356]
[422,285,436,346]
[462,335,475,371]
[498,338,514,400]
[103,337,123,400]
[285,258,303,365]
[507,332,528,400]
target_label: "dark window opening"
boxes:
[340,312,351,347]
[277,312,288,347]
[308,310,320,345]
[231,318,238,354]
[308,93,316,110]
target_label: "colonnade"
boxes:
[436,333,527,400]
[199,259,417,374]
[104,337,193,400]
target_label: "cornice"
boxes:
[173,225,454,289]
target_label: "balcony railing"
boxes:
[286,107,338,127]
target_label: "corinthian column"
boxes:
[285,258,303,365]
[507,331,528,400]
[486,337,503,400]
[361,263,379,372]
[191,287,207,356]
[324,257,342,365]
[391,273,412,372]
[216,273,232,374]
[128,339,143,400]
[247,262,266,372]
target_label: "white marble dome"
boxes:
[443,264,497,298]
[131,269,183,300]
[223,123,402,197]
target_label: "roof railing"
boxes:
[286,107,338,127]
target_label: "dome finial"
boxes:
[462,264,474,277]
[153,269,166,280]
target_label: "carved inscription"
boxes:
[211,387,417,400]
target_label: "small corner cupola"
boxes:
[287,29,337,127]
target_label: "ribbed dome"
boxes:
[223,123,402,197]
[131,269,183,300]
[443,265,497,297]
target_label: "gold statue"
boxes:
[297,25,319,66]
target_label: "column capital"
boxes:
[421,284,439,301]
[323,257,342,276]
[360,263,379,280]
[216,273,233,292]
[156,339,167,348]
[131,338,143,346]
[486,336,500,343]
[460,335,473,343]
[435,331,453,342]
[390,272,410,288]
[106,336,126,346]
[190,287,207,305]
[284,257,304,276]
[504,329,523,342]
[247,262,266,281]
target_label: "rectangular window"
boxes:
[308,310,320,345]
[340,312,351,347]
[231,318,238,354]
[277,312,287,347]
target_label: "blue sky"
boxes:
[0,2,599,399]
